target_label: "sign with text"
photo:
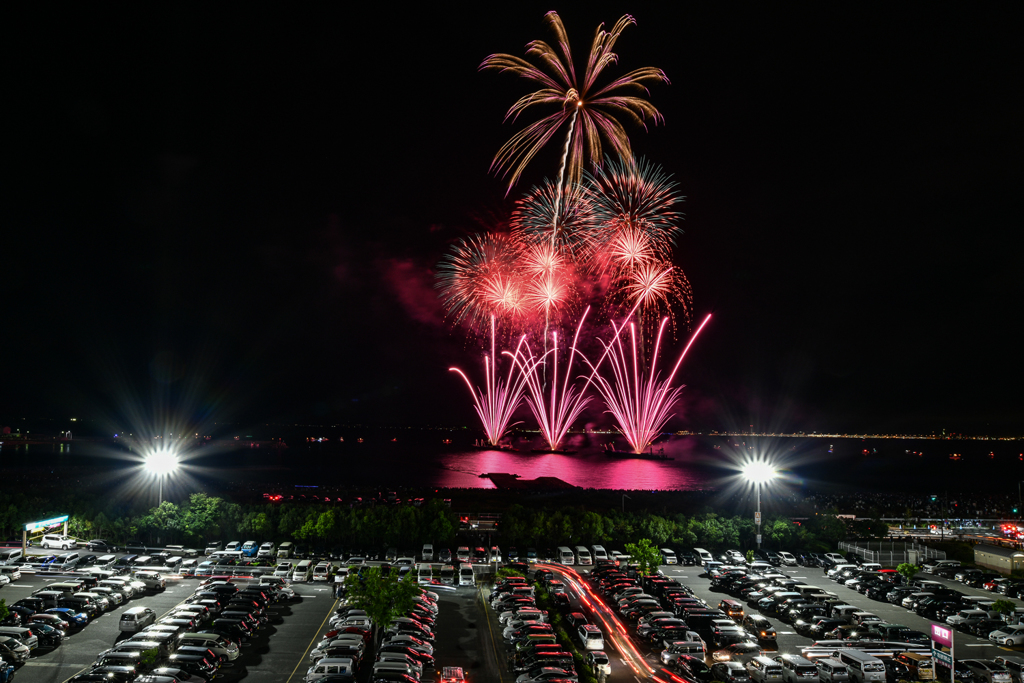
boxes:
[931,623,953,648]
[755,511,762,524]
[24,515,69,532]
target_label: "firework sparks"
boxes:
[481,12,669,191]
[587,313,711,454]
[449,317,528,446]
[507,309,594,452]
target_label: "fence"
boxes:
[838,541,945,566]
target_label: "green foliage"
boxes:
[343,566,420,637]
[0,598,8,622]
[992,599,1016,616]
[139,647,159,668]
[851,518,890,539]
[896,563,919,581]
[624,538,662,576]
[495,567,525,581]
[746,549,754,563]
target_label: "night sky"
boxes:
[5,4,1021,436]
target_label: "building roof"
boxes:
[974,544,1024,559]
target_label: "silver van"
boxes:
[575,546,593,566]
[0,549,23,565]
[120,606,157,632]
[0,627,38,650]
[749,656,785,683]
[0,636,30,663]
[57,552,81,569]
[181,633,241,661]
[837,650,886,683]
[557,546,575,565]
[777,655,820,683]
[0,566,21,582]
[817,658,851,683]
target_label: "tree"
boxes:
[992,599,1016,618]
[896,562,919,582]
[0,598,7,623]
[624,538,662,577]
[343,567,421,645]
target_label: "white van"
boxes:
[0,549,23,565]
[661,548,678,565]
[694,548,714,565]
[558,546,575,565]
[417,563,433,584]
[578,624,604,650]
[422,544,434,562]
[274,562,293,578]
[0,566,21,582]
[459,563,475,587]
[225,541,241,551]
[292,560,313,582]
[277,542,294,559]
[258,542,276,558]
[119,606,157,632]
[439,565,455,585]
[575,546,592,566]
[591,545,608,562]
[312,562,333,582]
[836,651,886,683]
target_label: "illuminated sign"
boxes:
[931,624,952,647]
[25,515,69,532]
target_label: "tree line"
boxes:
[0,489,885,552]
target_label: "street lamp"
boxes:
[742,461,777,550]
[144,448,180,505]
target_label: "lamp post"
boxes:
[144,448,180,506]
[742,461,777,550]
[622,494,631,514]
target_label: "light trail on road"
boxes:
[538,563,690,683]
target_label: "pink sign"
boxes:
[931,623,953,647]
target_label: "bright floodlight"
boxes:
[144,449,180,475]
[742,461,777,485]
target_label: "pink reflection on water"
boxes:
[435,447,706,490]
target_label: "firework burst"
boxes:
[586,313,711,454]
[481,12,669,191]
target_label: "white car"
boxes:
[306,657,355,683]
[41,534,77,550]
[990,625,1024,646]
[273,562,292,578]
[0,575,9,586]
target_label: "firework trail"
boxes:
[449,317,528,446]
[586,313,711,453]
[507,308,593,451]
[480,12,669,192]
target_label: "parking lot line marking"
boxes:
[24,662,90,667]
[479,586,511,683]
[284,595,338,683]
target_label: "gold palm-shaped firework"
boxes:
[481,12,669,193]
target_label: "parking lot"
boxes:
[2,564,340,683]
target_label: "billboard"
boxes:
[25,515,69,532]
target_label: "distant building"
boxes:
[974,543,1024,573]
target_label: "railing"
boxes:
[838,541,945,565]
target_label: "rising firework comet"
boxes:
[449,317,529,446]
[586,313,711,454]
[507,308,593,452]
[481,12,669,193]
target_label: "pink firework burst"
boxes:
[449,318,528,446]
[587,313,711,453]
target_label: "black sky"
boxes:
[4,4,1021,435]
